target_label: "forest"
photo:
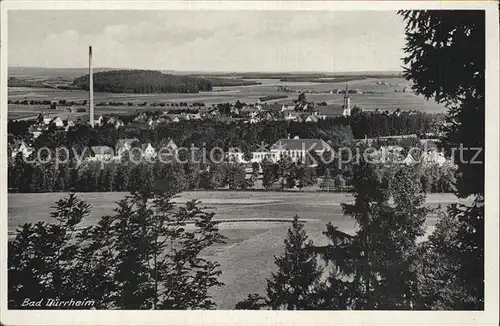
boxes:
[73,70,213,93]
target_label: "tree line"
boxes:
[349,107,443,139]
[8,144,456,194]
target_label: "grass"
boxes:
[8,190,464,308]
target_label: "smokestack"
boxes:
[89,46,94,127]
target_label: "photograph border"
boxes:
[0,1,498,325]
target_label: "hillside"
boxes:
[73,70,213,94]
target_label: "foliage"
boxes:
[318,163,429,309]
[226,163,247,190]
[348,110,442,139]
[8,194,93,309]
[399,9,485,309]
[319,168,335,191]
[8,191,226,309]
[414,206,474,309]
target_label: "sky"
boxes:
[8,10,407,72]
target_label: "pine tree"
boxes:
[318,162,429,309]
[262,158,277,189]
[237,216,326,310]
[8,194,93,308]
[8,191,226,309]
[226,163,246,190]
[277,156,295,190]
[319,168,335,192]
[399,10,485,309]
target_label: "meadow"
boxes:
[8,191,465,308]
[8,77,446,120]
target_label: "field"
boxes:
[8,191,466,309]
[8,77,446,120]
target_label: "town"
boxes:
[8,85,454,195]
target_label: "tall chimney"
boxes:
[89,46,94,127]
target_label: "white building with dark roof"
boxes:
[141,143,157,159]
[251,137,332,163]
[90,146,114,161]
[115,138,140,157]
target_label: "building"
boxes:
[156,138,178,161]
[422,150,447,167]
[251,137,333,164]
[281,104,295,112]
[90,146,114,161]
[157,138,178,153]
[106,117,125,129]
[11,141,34,159]
[226,149,246,163]
[165,139,178,152]
[369,146,406,164]
[402,153,417,165]
[251,151,276,163]
[305,115,319,123]
[115,138,140,157]
[94,115,105,127]
[190,113,202,120]
[141,143,157,159]
[284,112,301,121]
[42,116,64,127]
[249,117,260,124]
[114,119,125,129]
[133,113,149,123]
[65,120,76,132]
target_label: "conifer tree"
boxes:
[399,9,485,309]
[318,162,429,309]
[8,194,93,309]
[319,168,335,192]
[262,158,277,189]
[8,191,226,310]
[266,216,325,309]
[236,216,326,310]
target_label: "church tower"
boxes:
[89,46,94,127]
[342,82,351,117]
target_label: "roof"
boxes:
[141,143,155,151]
[166,139,178,150]
[9,140,25,152]
[116,138,140,149]
[270,138,332,152]
[91,146,114,155]
[305,115,319,122]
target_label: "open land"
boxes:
[8,191,468,309]
[8,77,446,120]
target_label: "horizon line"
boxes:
[8,66,404,74]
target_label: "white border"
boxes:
[0,1,498,325]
